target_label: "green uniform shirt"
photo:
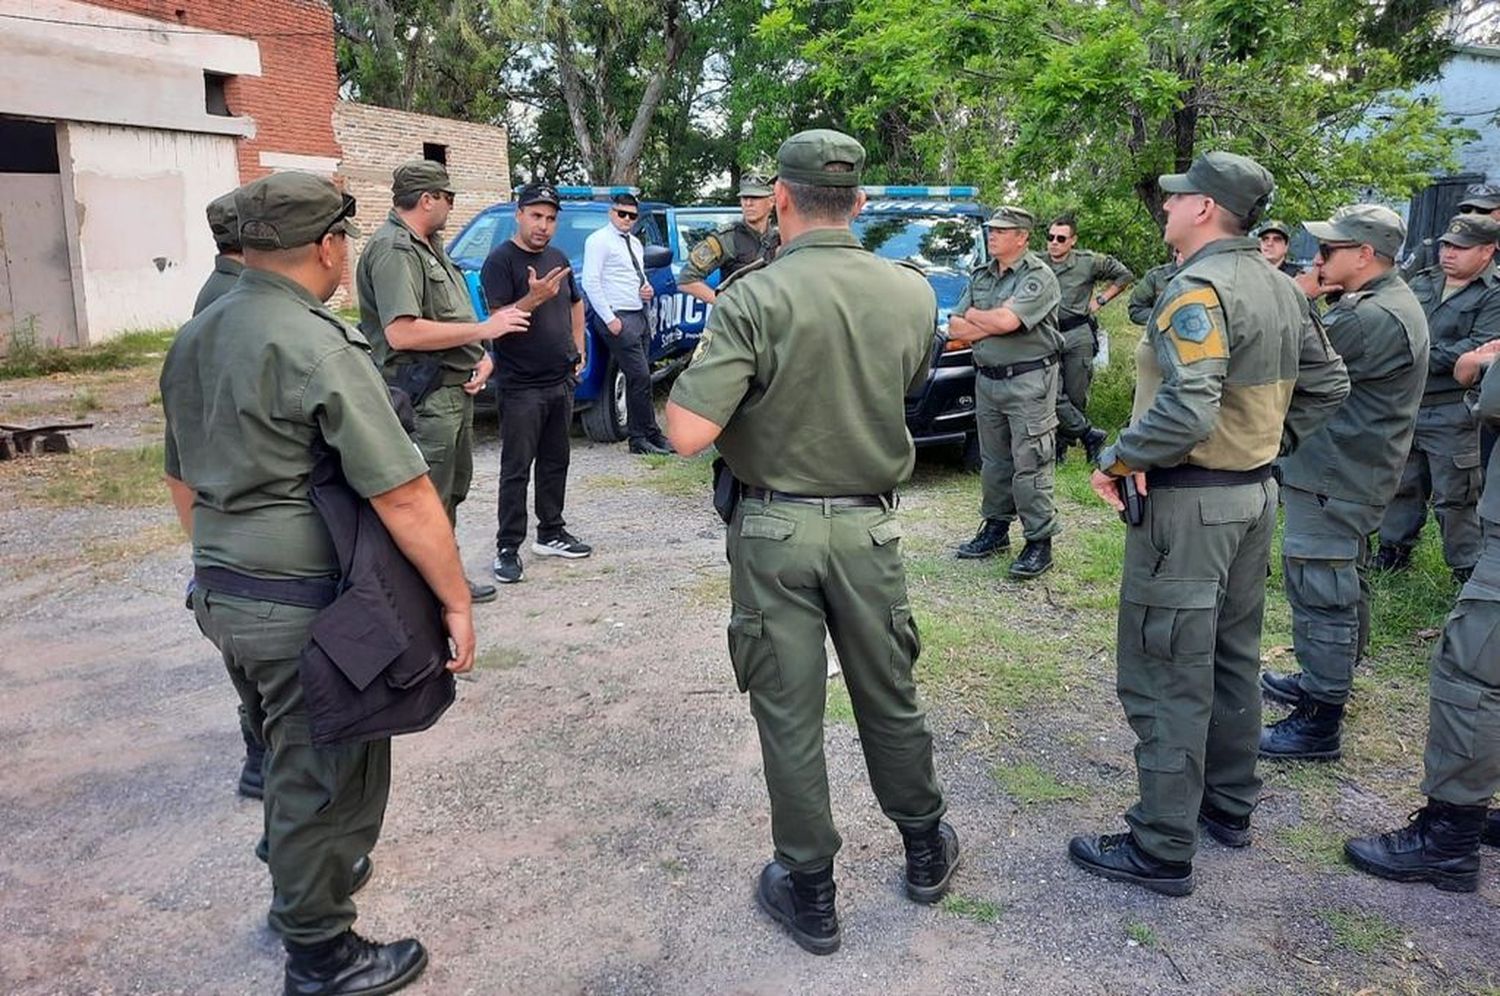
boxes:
[955,252,1062,367]
[1046,248,1133,319]
[355,210,482,378]
[1477,361,1500,529]
[1407,263,1500,403]
[1279,268,1429,503]
[1128,262,1176,326]
[678,221,780,285]
[1100,237,1348,474]
[162,268,430,579]
[192,255,243,316]
[669,227,935,495]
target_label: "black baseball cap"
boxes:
[516,183,561,209]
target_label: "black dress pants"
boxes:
[599,310,660,443]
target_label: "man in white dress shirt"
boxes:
[581,193,672,454]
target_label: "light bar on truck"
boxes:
[555,185,641,200]
[860,185,978,199]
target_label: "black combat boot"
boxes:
[1484,808,1500,848]
[1344,800,1487,893]
[1453,565,1474,585]
[1371,543,1412,573]
[1198,801,1252,848]
[956,518,1009,559]
[1259,697,1343,761]
[1067,831,1194,896]
[902,821,961,904]
[755,861,841,955]
[284,931,427,996]
[1258,669,1304,707]
[239,728,267,800]
[1008,538,1053,579]
[1082,426,1109,463]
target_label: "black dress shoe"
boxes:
[1008,538,1053,579]
[755,861,841,955]
[1259,669,1303,707]
[902,821,961,904]
[1198,802,1251,848]
[628,437,674,455]
[284,931,427,996]
[238,736,267,800]
[1345,801,1486,893]
[467,578,498,604]
[1067,831,1194,896]
[956,519,1009,559]
[350,855,373,896]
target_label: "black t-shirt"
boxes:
[480,240,581,389]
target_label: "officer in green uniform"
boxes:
[1256,219,1303,277]
[1399,185,1500,282]
[949,207,1064,579]
[1045,216,1133,462]
[355,160,530,604]
[1374,214,1500,582]
[664,129,956,956]
[1127,252,1181,326]
[1068,152,1349,896]
[162,172,475,993]
[193,190,244,316]
[1257,205,1429,761]
[677,172,780,306]
[1346,340,1500,893]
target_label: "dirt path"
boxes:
[0,382,1497,995]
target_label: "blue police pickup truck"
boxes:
[450,185,983,462]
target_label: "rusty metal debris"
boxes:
[0,421,93,460]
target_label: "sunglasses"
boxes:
[1317,242,1359,259]
[316,193,357,242]
[1046,234,1072,243]
[615,208,639,220]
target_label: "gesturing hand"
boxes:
[484,305,530,338]
[526,265,570,305]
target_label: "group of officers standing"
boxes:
[158,131,1500,990]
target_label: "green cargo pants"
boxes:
[193,588,391,946]
[975,365,1060,542]
[1281,486,1381,705]
[1378,400,1483,571]
[1116,479,1277,864]
[1055,323,1096,442]
[413,383,475,525]
[726,496,947,872]
[1420,527,1500,807]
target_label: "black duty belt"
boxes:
[1058,313,1095,332]
[1145,464,1274,489]
[976,355,1058,381]
[741,485,894,509]
[194,566,340,609]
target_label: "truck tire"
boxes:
[580,359,629,442]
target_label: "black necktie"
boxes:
[621,232,646,285]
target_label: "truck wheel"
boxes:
[580,359,628,442]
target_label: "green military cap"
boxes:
[236,172,359,250]
[1303,204,1406,258]
[1159,151,1274,220]
[738,171,774,198]
[1458,184,1500,213]
[1256,219,1291,239]
[775,129,864,188]
[983,205,1035,230]
[1438,213,1500,248]
[206,190,241,249]
[392,159,455,198]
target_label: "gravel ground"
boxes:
[1,387,1498,995]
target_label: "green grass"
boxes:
[826,680,856,725]
[633,453,715,497]
[1271,820,1349,871]
[1320,909,1405,955]
[2,327,175,380]
[939,894,1001,924]
[1123,919,1158,948]
[991,761,1083,804]
[475,646,526,671]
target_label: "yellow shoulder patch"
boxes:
[688,236,723,272]
[1155,286,1228,364]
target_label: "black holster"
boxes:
[1118,474,1145,527]
[387,359,445,409]
[712,457,740,525]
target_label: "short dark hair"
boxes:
[393,190,423,211]
[1049,215,1077,235]
[781,174,859,223]
[612,192,639,208]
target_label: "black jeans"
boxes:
[496,380,573,551]
[599,310,660,442]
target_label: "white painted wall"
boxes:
[60,122,240,342]
[1411,46,1500,182]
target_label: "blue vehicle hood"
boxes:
[924,267,969,323]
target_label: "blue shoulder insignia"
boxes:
[1170,303,1213,343]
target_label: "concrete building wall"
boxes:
[335,101,511,278]
[61,122,240,341]
[1411,45,1500,183]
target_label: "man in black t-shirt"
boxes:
[480,182,591,584]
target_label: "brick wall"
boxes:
[335,101,511,284]
[83,0,341,181]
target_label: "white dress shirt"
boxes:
[581,223,647,325]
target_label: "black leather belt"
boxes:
[741,485,894,508]
[976,355,1058,380]
[1145,464,1274,489]
[194,566,340,609]
[1058,313,1095,332]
